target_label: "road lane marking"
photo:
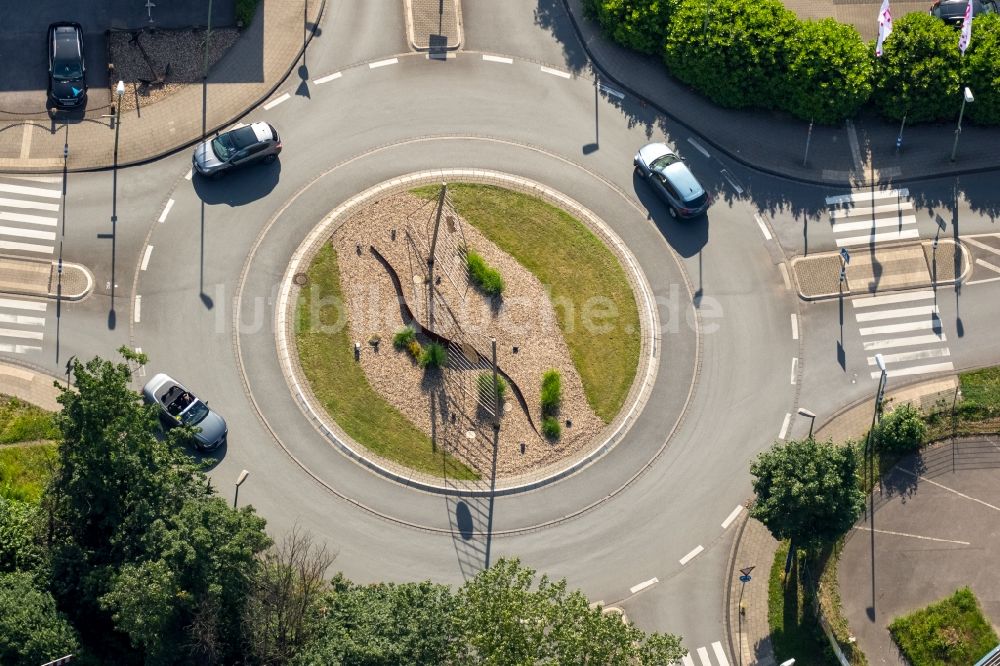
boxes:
[968,276,1000,285]
[975,257,1000,275]
[0,298,46,312]
[965,237,1000,255]
[790,357,797,384]
[830,201,914,219]
[679,545,704,565]
[790,314,798,340]
[682,655,695,666]
[19,124,32,159]
[860,319,939,336]
[687,137,710,158]
[540,65,571,78]
[158,198,175,223]
[855,526,969,545]
[598,83,624,99]
[0,327,43,340]
[263,92,290,110]
[184,168,193,180]
[697,646,711,665]
[855,304,939,322]
[826,188,908,205]
[897,467,1000,512]
[721,505,743,529]
[313,71,342,84]
[0,343,41,354]
[836,228,920,247]
[873,361,954,379]
[862,333,946,350]
[0,197,59,212]
[852,290,934,308]
[0,182,61,199]
[778,263,791,290]
[369,58,399,69]
[133,295,141,323]
[482,54,513,64]
[0,240,53,254]
[778,412,791,440]
[0,313,45,326]
[0,212,58,227]
[712,642,731,666]
[867,348,949,366]
[140,245,154,271]
[720,169,743,195]
[0,225,56,241]
[629,577,658,594]
[753,214,771,240]
[831,216,917,233]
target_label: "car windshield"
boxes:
[53,60,83,81]
[211,134,235,161]
[650,153,681,173]
[685,192,709,209]
[181,400,209,425]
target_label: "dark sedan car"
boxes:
[142,373,228,451]
[193,122,282,178]
[634,142,711,219]
[47,22,87,109]
[930,0,996,23]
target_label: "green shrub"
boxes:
[0,497,43,574]
[407,339,423,360]
[235,0,260,27]
[784,19,873,124]
[0,572,79,664]
[466,250,505,297]
[873,13,962,123]
[966,15,1000,125]
[889,587,998,665]
[0,397,59,444]
[873,403,927,453]
[419,342,448,369]
[393,326,416,350]
[541,370,562,416]
[477,373,508,404]
[583,0,677,55]
[542,416,562,439]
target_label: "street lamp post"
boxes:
[950,87,974,162]
[797,408,816,439]
[864,353,888,616]
[112,80,125,225]
[233,469,250,508]
[737,566,755,666]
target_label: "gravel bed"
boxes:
[108,28,240,111]
[330,192,606,478]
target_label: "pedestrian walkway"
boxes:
[825,188,917,249]
[0,297,47,356]
[725,513,779,666]
[679,640,732,666]
[0,175,62,256]
[0,359,62,410]
[851,290,953,379]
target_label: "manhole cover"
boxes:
[293,272,309,286]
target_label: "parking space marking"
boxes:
[629,577,659,594]
[140,245,153,271]
[790,357,797,385]
[482,54,513,64]
[855,526,969,545]
[313,71,342,84]
[897,467,1000,512]
[687,137,710,158]
[790,313,798,340]
[263,92,290,110]
[133,295,141,323]
[369,58,399,69]
[679,545,704,565]
[778,412,791,440]
[158,198,174,223]
[721,505,743,529]
[754,214,771,240]
[540,65,571,79]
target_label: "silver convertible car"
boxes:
[142,373,228,451]
[634,142,711,219]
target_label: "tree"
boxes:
[750,438,865,550]
[583,0,678,55]
[0,571,79,665]
[964,14,1000,125]
[873,402,926,453]
[0,497,44,574]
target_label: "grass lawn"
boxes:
[767,541,839,665]
[925,366,1000,439]
[889,587,999,666]
[296,243,479,480]
[0,443,57,504]
[413,184,641,423]
[0,396,59,444]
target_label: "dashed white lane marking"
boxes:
[778,412,791,440]
[140,245,154,271]
[262,92,290,110]
[0,197,59,212]
[158,198,175,223]
[369,57,399,69]
[0,313,45,326]
[867,348,950,366]
[778,263,791,290]
[0,212,57,227]
[482,54,513,64]
[790,357,798,385]
[876,362,954,379]
[753,214,771,240]
[133,295,141,323]
[897,467,1000,512]
[697,646,711,665]
[0,298,46,312]
[540,65,571,79]
[313,71,342,84]
[836,228,919,247]
[712,642,731,666]
[687,137,710,158]
[863,333,946,351]
[852,290,934,308]
[826,188,908,205]
[679,545,704,565]
[790,313,799,340]
[855,304,939,322]
[721,505,743,529]
[184,168,193,180]
[598,83,624,99]
[720,169,743,195]
[0,327,43,340]
[629,577,659,594]
[0,240,53,254]
[0,182,62,198]
[975,257,1000,275]
[0,225,56,241]
[831,215,918,233]
[855,526,969,545]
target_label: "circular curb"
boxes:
[274,169,661,497]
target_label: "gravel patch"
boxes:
[923,241,960,282]
[108,28,240,111]
[329,192,606,479]
[794,255,845,298]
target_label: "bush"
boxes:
[0,498,43,574]
[873,402,927,453]
[235,0,260,27]
[0,572,79,664]
[540,370,562,416]
[477,373,508,405]
[393,326,416,350]
[542,416,562,439]
[965,14,1000,125]
[873,13,962,122]
[466,251,505,297]
[583,0,677,54]
[889,587,999,665]
[419,342,448,369]
[406,339,423,360]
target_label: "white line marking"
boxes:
[0,298,46,312]
[754,214,771,240]
[3,175,62,183]
[426,52,456,59]
[778,263,791,290]
[896,467,1000,512]
[482,54,513,64]
[790,314,798,340]
[133,295,141,323]
[0,197,59,212]
[0,240,53,254]
[854,526,969,545]
[790,357,797,385]
[0,343,42,354]
[158,198,175,223]
[855,304,939,322]
[0,211,58,226]
[872,361,954,379]
[369,57,399,69]
[867,348,950,365]
[0,313,45,326]
[721,505,744,529]
[852,290,934,308]
[0,225,55,241]
[313,71,342,84]
[825,188,909,205]
[831,216,918,233]
[720,169,743,195]
[712,642,731,666]
[778,412,791,440]
[965,237,1000,255]
[836,228,920,247]
[19,124,32,159]
[0,327,43,340]
[860,319,940,336]
[830,202,914,219]
[968,276,1000,285]
[184,168,193,181]
[687,137,710,158]
[140,245,154,271]
[862,333,946,351]
[0,182,61,199]
[629,577,659,594]
[697,646,711,665]
[975,257,1000,275]
[679,545,704,565]
[682,655,695,666]
[540,65,571,78]
[262,92,290,110]
[598,83,625,99]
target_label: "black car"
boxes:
[192,122,282,178]
[930,0,997,23]
[47,22,87,109]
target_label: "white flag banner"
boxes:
[876,0,893,57]
[959,0,973,54]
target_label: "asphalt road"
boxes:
[1,0,999,660]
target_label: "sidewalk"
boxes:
[0,361,64,412]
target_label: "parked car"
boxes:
[142,373,228,451]
[634,142,711,219]
[930,0,996,23]
[47,22,87,109]
[193,122,281,178]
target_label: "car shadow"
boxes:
[632,169,709,258]
[192,160,281,206]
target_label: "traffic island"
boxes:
[0,255,93,301]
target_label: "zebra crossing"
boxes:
[852,290,952,379]
[0,297,46,355]
[678,641,730,666]
[826,188,916,248]
[0,175,61,256]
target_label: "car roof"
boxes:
[936,0,984,16]
[53,27,81,56]
[662,162,705,200]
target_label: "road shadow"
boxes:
[632,169,708,258]
[192,161,281,206]
[533,0,590,73]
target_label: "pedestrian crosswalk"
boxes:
[678,641,730,666]
[826,188,916,248]
[0,175,61,256]
[0,297,46,355]
[852,290,952,379]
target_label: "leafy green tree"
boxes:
[750,438,865,551]
[583,0,678,55]
[0,496,44,574]
[873,403,926,453]
[0,571,79,665]
[872,12,962,122]
[664,0,798,110]
[964,14,1000,125]
[784,19,873,123]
